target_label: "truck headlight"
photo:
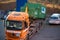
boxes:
[16,33,20,37]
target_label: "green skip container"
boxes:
[21,3,46,19]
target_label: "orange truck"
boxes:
[5,7,40,40]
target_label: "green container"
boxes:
[21,3,46,19]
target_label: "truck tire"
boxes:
[35,22,41,33]
[25,34,29,40]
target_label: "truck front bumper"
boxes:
[6,38,24,40]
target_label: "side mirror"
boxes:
[1,17,5,20]
[0,10,8,20]
[1,15,7,20]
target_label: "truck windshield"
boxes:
[6,20,22,30]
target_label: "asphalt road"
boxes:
[30,18,60,40]
[0,20,5,40]
[0,17,60,40]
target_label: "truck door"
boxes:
[21,22,28,39]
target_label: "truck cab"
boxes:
[5,11,30,40]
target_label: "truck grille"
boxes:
[8,33,19,38]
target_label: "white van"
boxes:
[48,13,60,24]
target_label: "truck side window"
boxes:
[24,22,28,28]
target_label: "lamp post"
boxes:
[16,0,27,11]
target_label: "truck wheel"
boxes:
[25,34,29,40]
[36,27,39,33]
[36,23,40,33]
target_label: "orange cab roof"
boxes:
[7,11,29,21]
